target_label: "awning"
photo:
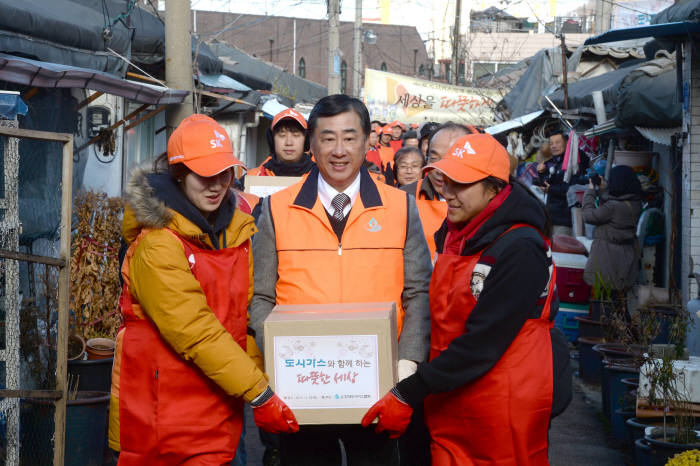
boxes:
[635,126,681,146]
[199,73,252,92]
[484,110,544,135]
[0,53,189,105]
[584,22,700,46]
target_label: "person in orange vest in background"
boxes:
[110,114,298,465]
[401,122,470,260]
[250,94,431,465]
[246,108,314,178]
[239,108,314,214]
[389,120,405,153]
[362,133,572,465]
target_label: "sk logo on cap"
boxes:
[210,130,227,149]
[366,218,382,232]
[452,141,476,158]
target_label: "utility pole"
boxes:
[328,0,341,94]
[451,0,462,85]
[352,0,362,97]
[165,0,193,130]
[601,0,612,33]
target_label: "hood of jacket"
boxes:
[122,166,256,249]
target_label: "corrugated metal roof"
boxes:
[0,53,188,105]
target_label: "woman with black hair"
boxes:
[583,165,643,290]
[110,114,298,464]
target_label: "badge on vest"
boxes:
[365,217,382,232]
[470,263,492,298]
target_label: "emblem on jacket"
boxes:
[366,217,382,232]
[470,263,492,298]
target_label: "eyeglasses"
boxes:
[396,164,422,172]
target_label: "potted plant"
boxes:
[590,272,616,321]
[634,296,699,465]
[68,190,123,391]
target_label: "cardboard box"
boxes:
[244,175,301,197]
[263,302,398,425]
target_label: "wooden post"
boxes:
[53,134,73,466]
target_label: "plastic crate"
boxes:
[554,303,588,342]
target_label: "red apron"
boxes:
[117,230,249,465]
[424,225,556,466]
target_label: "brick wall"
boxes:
[194,11,430,95]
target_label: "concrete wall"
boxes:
[682,39,700,355]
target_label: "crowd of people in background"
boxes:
[112,98,580,465]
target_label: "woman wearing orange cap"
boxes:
[109,114,298,464]
[363,133,572,465]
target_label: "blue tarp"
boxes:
[0,93,27,120]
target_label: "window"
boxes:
[472,62,497,81]
[340,60,347,94]
[418,64,425,76]
[380,62,387,71]
[298,58,306,78]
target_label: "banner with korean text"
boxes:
[363,68,500,126]
[273,334,380,409]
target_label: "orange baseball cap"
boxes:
[271,108,307,130]
[390,120,406,130]
[381,125,393,135]
[374,126,383,135]
[167,114,244,177]
[423,133,510,183]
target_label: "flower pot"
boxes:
[578,336,605,383]
[67,357,113,392]
[637,429,700,466]
[612,407,636,447]
[600,358,639,419]
[68,334,86,361]
[20,391,110,466]
[86,337,115,360]
[575,316,603,339]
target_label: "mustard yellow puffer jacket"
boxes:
[109,167,268,452]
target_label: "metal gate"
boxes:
[0,124,73,466]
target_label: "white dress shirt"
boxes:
[317,172,361,218]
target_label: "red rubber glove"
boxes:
[252,393,300,434]
[361,390,413,439]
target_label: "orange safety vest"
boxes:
[413,179,447,260]
[377,145,395,171]
[112,229,249,464]
[269,170,408,335]
[425,224,555,466]
[246,156,274,177]
[236,190,259,214]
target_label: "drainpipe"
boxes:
[239,111,260,169]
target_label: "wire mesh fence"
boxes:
[0,124,73,465]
